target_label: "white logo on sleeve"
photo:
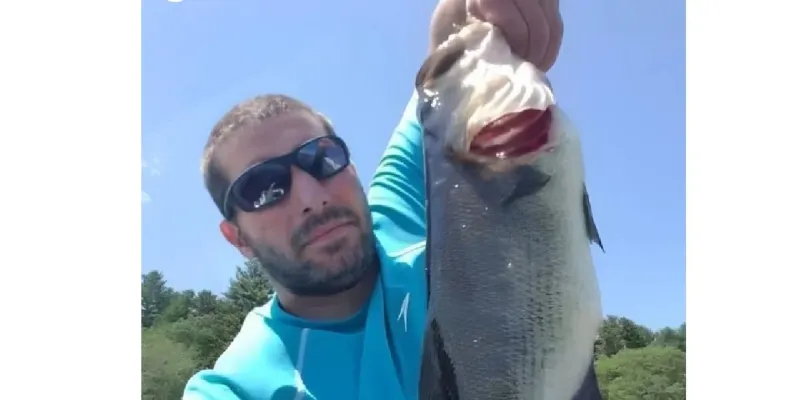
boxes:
[397,292,410,333]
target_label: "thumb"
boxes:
[467,0,560,72]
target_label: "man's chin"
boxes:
[302,253,358,275]
[287,274,363,297]
[294,259,370,297]
[301,235,360,263]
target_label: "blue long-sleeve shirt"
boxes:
[182,92,429,400]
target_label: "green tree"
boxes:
[595,315,655,358]
[596,346,686,400]
[167,261,274,369]
[141,271,174,328]
[652,323,686,352]
[194,290,218,315]
[596,316,625,357]
[142,327,199,400]
[157,289,196,325]
[618,317,654,349]
[142,267,687,400]
[169,300,247,369]
[225,259,274,314]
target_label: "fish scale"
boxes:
[416,21,605,400]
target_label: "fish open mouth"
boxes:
[469,108,554,159]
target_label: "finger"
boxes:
[468,0,538,62]
[511,0,551,68]
[538,0,563,71]
[539,0,563,71]
[429,0,468,52]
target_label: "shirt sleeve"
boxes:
[182,370,244,400]
[367,91,427,254]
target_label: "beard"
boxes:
[245,206,378,297]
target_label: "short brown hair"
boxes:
[201,94,335,218]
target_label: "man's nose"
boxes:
[290,166,332,214]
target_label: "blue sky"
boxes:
[142,0,685,330]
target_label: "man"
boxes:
[183,0,576,399]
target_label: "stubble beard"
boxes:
[248,224,377,297]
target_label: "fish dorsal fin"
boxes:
[583,184,605,252]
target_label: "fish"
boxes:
[415,20,605,400]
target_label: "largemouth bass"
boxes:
[415,21,605,400]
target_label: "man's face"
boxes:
[216,111,375,297]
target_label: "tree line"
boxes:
[142,262,685,399]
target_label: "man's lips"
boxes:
[302,220,357,247]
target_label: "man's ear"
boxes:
[220,219,255,259]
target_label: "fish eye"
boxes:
[416,91,440,133]
[414,36,468,91]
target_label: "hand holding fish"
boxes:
[429,0,563,71]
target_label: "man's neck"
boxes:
[277,267,378,321]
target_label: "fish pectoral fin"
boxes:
[583,184,605,252]
[499,165,551,208]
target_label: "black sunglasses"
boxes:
[221,135,351,219]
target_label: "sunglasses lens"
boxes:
[296,136,349,178]
[225,136,349,217]
[232,163,290,212]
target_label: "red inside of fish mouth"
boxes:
[469,108,553,159]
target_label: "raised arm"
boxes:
[183,370,244,400]
[367,91,427,254]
